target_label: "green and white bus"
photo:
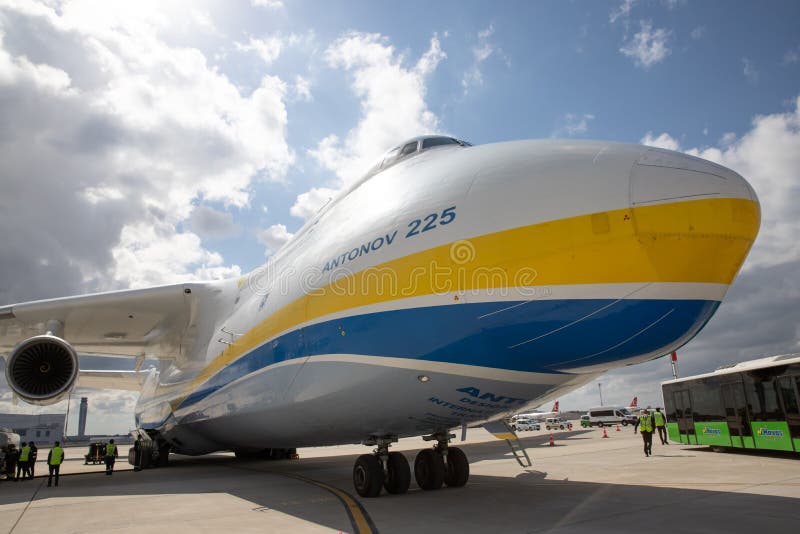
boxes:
[662,354,800,453]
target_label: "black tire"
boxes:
[597,422,603,427]
[622,420,628,426]
[414,449,444,491]
[353,454,384,498]
[443,447,469,487]
[384,452,411,494]
[560,425,565,430]
[156,443,170,467]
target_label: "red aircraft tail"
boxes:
[630,396,638,408]
[551,401,559,413]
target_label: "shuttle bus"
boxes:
[661,354,800,453]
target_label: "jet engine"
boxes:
[5,335,79,405]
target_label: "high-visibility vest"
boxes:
[19,446,31,462]
[106,443,116,456]
[50,446,64,465]
[653,411,665,427]
[639,415,653,433]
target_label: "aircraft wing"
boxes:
[75,369,153,391]
[0,282,221,362]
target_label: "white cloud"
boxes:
[609,0,637,25]
[690,26,706,40]
[0,2,293,300]
[555,113,595,137]
[297,31,445,213]
[256,223,294,255]
[620,20,672,68]
[743,57,759,84]
[290,187,338,221]
[251,0,283,8]
[236,35,285,65]
[784,47,800,64]
[719,131,736,146]
[640,131,680,151]
[292,74,312,102]
[189,205,240,239]
[462,25,506,94]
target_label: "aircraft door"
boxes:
[673,389,695,444]
[721,380,751,446]
[777,376,800,451]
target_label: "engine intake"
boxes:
[6,335,78,405]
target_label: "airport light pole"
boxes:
[598,383,604,406]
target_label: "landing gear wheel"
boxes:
[353,454,384,498]
[384,451,411,494]
[156,443,170,467]
[414,449,445,491]
[443,446,469,487]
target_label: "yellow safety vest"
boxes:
[49,446,64,465]
[653,411,665,427]
[19,446,30,462]
[106,443,116,456]
[639,415,653,433]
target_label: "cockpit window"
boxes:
[401,141,419,156]
[421,136,461,149]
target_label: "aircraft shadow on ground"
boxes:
[0,437,797,533]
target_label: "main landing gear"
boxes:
[352,433,470,498]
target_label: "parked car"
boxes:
[545,417,573,431]
[512,418,540,431]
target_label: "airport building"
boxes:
[0,413,65,445]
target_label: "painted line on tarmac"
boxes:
[9,478,44,534]
[276,472,379,534]
[228,463,378,534]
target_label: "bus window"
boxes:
[778,377,799,415]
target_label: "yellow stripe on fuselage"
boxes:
[172,197,759,408]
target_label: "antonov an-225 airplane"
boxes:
[0,136,760,497]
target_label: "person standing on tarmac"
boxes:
[27,442,37,478]
[639,408,655,457]
[16,442,30,481]
[47,442,64,487]
[654,408,668,445]
[105,439,118,475]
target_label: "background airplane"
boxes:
[0,135,760,497]
[513,401,560,422]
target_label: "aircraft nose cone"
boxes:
[629,147,760,286]
[630,147,758,206]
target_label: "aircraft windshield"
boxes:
[363,135,472,181]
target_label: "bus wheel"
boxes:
[597,422,603,427]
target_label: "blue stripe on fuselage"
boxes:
[178,298,718,409]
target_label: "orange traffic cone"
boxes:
[616,424,621,432]
[549,434,555,447]
[602,426,609,438]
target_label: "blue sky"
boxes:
[0,0,798,432]
[201,0,800,272]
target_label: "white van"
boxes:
[587,406,637,427]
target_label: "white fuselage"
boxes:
[132,139,759,454]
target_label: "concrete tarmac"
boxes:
[1,424,798,533]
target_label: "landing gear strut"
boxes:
[353,436,410,498]
[414,432,469,490]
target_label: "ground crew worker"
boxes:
[105,439,118,475]
[639,409,654,457]
[654,407,668,445]
[47,441,64,487]
[17,442,30,481]
[27,442,37,478]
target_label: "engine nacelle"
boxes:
[5,335,79,406]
